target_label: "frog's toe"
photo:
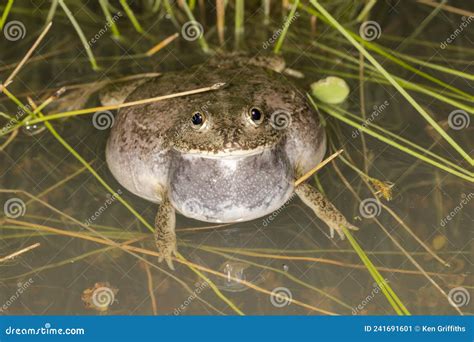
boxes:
[329,224,345,240]
[156,238,177,270]
[329,222,358,240]
[346,222,359,231]
[164,255,175,271]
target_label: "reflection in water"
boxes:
[216,261,266,293]
[21,123,46,136]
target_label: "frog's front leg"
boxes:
[155,195,178,270]
[295,183,358,239]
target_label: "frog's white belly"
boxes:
[168,145,295,223]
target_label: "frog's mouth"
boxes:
[175,145,268,158]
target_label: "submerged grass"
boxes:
[99,0,121,39]
[342,227,410,315]
[180,0,210,53]
[273,0,299,54]
[119,0,144,34]
[316,102,473,182]
[58,0,99,71]
[0,0,14,29]
[308,0,473,166]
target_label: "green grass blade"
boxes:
[58,0,99,71]
[0,0,14,30]
[273,0,299,54]
[234,0,244,45]
[45,0,59,24]
[390,50,474,81]
[358,39,473,100]
[119,0,144,34]
[99,0,121,39]
[342,226,410,315]
[180,0,210,53]
[355,0,377,22]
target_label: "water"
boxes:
[0,1,472,316]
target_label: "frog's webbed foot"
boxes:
[295,183,358,239]
[154,196,178,270]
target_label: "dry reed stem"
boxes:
[416,0,474,16]
[1,22,53,92]
[294,149,343,186]
[0,242,41,262]
[143,260,159,315]
[145,33,179,56]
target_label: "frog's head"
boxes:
[169,77,295,157]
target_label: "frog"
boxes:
[104,54,357,269]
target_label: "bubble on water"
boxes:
[216,261,248,292]
[22,123,46,136]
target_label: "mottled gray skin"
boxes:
[106,55,355,268]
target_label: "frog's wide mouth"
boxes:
[173,145,270,158]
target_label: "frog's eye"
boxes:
[191,111,206,129]
[247,107,264,126]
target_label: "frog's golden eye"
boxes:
[247,107,264,126]
[191,111,206,129]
